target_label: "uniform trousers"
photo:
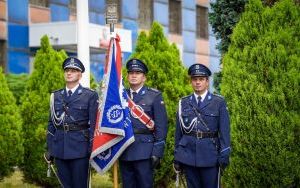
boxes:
[120,159,153,188]
[183,164,220,188]
[55,157,89,188]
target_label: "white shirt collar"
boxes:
[194,90,208,102]
[66,84,79,94]
[130,86,143,95]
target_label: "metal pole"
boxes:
[77,0,90,88]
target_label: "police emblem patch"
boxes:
[107,105,124,123]
[97,149,111,160]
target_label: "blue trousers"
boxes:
[55,157,89,188]
[120,159,153,188]
[183,164,220,188]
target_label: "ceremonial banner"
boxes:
[90,35,134,174]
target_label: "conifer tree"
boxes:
[125,22,192,186]
[221,0,300,186]
[0,68,24,180]
[6,74,29,105]
[20,35,67,186]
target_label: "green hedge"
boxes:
[0,68,24,180]
[221,0,300,187]
[20,35,66,186]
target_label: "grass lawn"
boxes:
[0,169,114,188]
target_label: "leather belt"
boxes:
[57,124,89,131]
[134,128,153,135]
[184,131,218,139]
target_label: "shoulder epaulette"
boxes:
[83,87,95,92]
[52,88,63,93]
[212,93,224,99]
[147,87,160,93]
[181,94,192,100]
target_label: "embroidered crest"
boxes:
[106,105,123,124]
[97,149,111,160]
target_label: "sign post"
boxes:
[106,2,119,188]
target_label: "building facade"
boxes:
[0,0,220,85]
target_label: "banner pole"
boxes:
[113,162,118,188]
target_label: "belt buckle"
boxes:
[197,131,203,139]
[63,124,69,131]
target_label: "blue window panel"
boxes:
[50,4,70,21]
[182,0,196,9]
[8,50,29,74]
[183,52,195,67]
[90,62,105,82]
[90,54,105,63]
[122,0,138,19]
[49,0,70,5]
[123,52,132,63]
[153,2,168,26]
[183,9,196,31]
[8,24,28,48]
[209,35,220,57]
[89,0,105,13]
[8,0,28,23]
[123,19,138,31]
[90,12,105,25]
[183,31,195,53]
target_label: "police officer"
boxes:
[174,63,230,188]
[119,58,168,188]
[46,57,98,188]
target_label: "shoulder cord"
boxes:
[50,93,65,127]
[178,99,197,134]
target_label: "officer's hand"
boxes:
[151,156,161,169]
[218,153,229,175]
[44,152,54,164]
[173,161,182,173]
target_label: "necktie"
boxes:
[132,92,137,101]
[197,96,202,108]
[68,90,73,97]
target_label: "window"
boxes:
[69,0,76,15]
[0,40,6,70]
[169,0,182,34]
[196,6,208,39]
[29,0,48,7]
[138,0,153,29]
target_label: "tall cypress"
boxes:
[0,68,24,180]
[125,22,191,186]
[20,35,66,186]
[221,0,300,186]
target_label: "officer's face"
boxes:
[191,76,209,95]
[127,71,146,88]
[64,68,82,83]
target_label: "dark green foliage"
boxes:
[6,74,29,105]
[126,22,192,186]
[213,72,222,94]
[221,0,300,187]
[0,68,24,180]
[20,35,67,186]
[209,0,248,55]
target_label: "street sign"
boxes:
[106,3,118,25]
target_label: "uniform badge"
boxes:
[107,105,124,123]
[97,149,111,160]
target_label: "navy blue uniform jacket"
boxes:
[120,86,168,161]
[47,85,98,159]
[174,92,230,167]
